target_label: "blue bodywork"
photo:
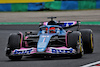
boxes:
[37,25,66,52]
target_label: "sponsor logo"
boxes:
[13,49,33,55]
[51,49,73,54]
[59,21,76,27]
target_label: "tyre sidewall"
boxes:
[80,29,94,53]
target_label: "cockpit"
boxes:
[39,26,61,34]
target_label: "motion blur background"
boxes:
[0,0,100,12]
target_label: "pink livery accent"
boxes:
[20,48,29,49]
[46,47,52,53]
[30,48,37,54]
[25,36,29,47]
[65,30,72,47]
[19,32,23,48]
[74,21,77,25]
[60,21,77,23]
[43,22,48,25]
[55,46,69,49]
[71,21,77,25]
[12,47,76,55]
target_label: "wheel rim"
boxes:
[79,35,84,55]
[91,33,94,50]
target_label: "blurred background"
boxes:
[0,0,100,23]
[0,0,100,12]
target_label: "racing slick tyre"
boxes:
[80,29,94,53]
[8,34,20,50]
[7,34,22,60]
[67,31,83,58]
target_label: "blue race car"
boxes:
[6,17,94,60]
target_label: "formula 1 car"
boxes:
[5,17,94,60]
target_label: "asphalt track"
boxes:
[0,25,100,67]
[0,10,100,22]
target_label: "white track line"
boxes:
[81,61,100,67]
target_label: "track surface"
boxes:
[0,25,100,67]
[0,10,100,22]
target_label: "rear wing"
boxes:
[40,21,80,28]
[39,21,80,31]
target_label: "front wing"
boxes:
[7,47,77,56]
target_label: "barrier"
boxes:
[0,1,100,11]
[45,1,61,10]
[96,0,100,8]
[78,0,96,9]
[11,3,28,11]
[28,3,45,11]
[61,1,78,10]
[0,4,11,11]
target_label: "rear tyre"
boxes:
[80,29,94,53]
[67,31,83,58]
[7,34,22,60]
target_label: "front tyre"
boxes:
[8,34,20,50]
[67,31,83,58]
[6,34,22,60]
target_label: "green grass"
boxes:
[81,21,100,25]
[0,21,100,25]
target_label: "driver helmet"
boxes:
[49,27,55,33]
[46,27,56,33]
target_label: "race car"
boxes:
[5,17,94,60]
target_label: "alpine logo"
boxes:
[51,48,75,54]
[13,49,33,55]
